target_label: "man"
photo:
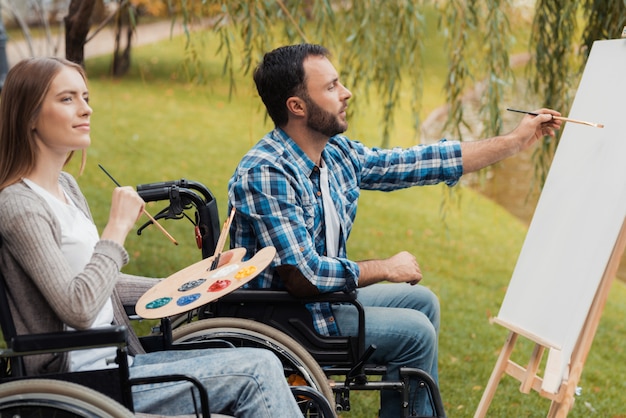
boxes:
[227,43,561,417]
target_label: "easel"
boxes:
[475,217,626,417]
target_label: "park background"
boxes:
[2,1,626,416]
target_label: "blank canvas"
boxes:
[496,38,626,393]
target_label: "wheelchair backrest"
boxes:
[0,236,17,346]
[0,235,27,377]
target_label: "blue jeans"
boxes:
[332,283,440,418]
[129,347,302,417]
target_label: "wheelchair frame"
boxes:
[134,179,446,418]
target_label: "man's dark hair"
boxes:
[253,43,329,127]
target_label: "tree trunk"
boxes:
[112,3,134,77]
[64,0,97,66]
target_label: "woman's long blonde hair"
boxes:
[0,57,88,190]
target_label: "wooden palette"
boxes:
[135,247,275,319]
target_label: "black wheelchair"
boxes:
[0,228,334,416]
[132,179,447,418]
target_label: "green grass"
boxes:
[4,15,626,418]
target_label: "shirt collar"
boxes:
[274,127,318,175]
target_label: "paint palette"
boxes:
[135,247,275,319]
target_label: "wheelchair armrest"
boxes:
[218,288,367,366]
[303,290,358,303]
[10,325,128,354]
[221,289,357,304]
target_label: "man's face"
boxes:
[301,56,352,137]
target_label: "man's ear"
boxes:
[286,96,306,118]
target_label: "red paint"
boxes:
[208,279,231,292]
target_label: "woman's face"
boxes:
[33,66,92,157]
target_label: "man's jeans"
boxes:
[333,283,440,418]
[130,347,302,417]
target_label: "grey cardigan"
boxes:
[0,172,157,374]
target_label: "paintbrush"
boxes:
[506,108,604,129]
[98,164,178,245]
[209,207,236,271]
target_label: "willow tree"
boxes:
[174,0,624,168]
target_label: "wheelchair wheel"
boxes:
[171,317,335,416]
[0,378,134,418]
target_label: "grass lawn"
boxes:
[73,31,626,417]
[3,11,626,417]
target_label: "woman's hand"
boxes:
[101,186,145,245]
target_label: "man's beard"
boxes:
[303,94,347,137]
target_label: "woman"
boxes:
[0,57,302,417]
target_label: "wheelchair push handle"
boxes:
[137,179,216,203]
[136,185,174,203]
[134,179,221,259]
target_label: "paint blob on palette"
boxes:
[135,247,275,319]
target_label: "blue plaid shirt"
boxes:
[228,128,463,336]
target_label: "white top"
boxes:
[23,178,117,371]
[319,162,340,257]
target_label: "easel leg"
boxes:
[520,343,545,393]
[546,218,626,418]
[474,331,518,418]
[547,396,574,418]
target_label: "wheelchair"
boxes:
[0,235,334,416]
[133,179,447,418]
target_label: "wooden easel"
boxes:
[475,217,626,418]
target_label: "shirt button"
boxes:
[329,316,335,322]
[317,191,322,196]
[299,247,304,252]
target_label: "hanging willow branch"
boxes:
[171,0,622,181]
[528,0,579,185]
[479,0,512,137]
[441,0,478,141]
[581,0,626,61]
